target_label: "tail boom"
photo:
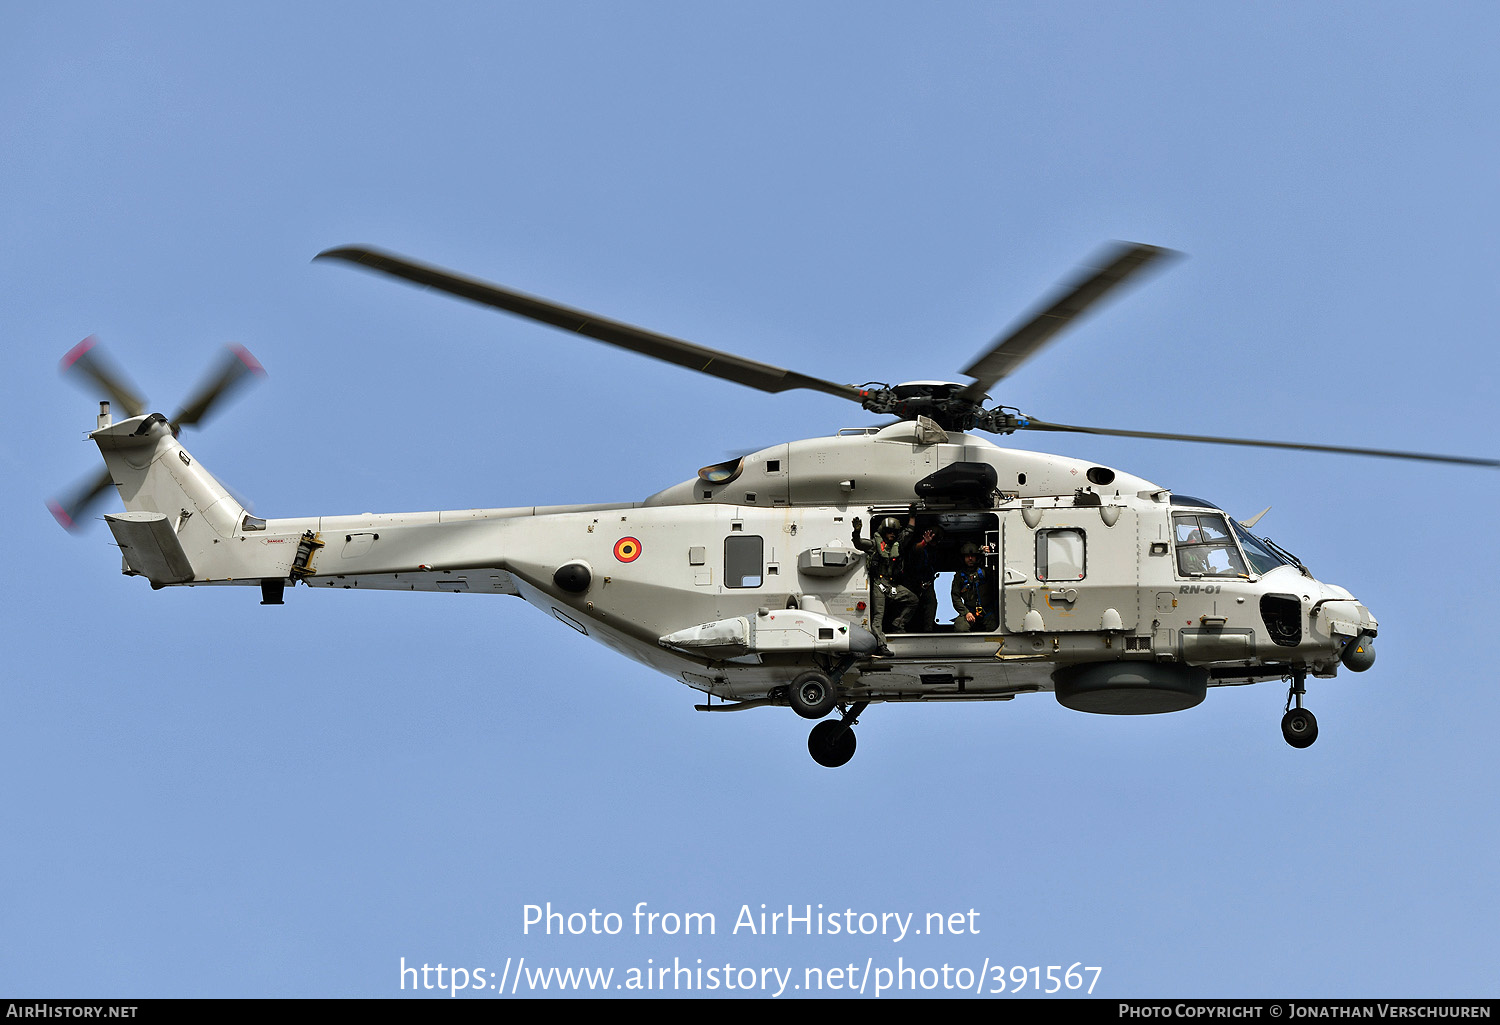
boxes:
[88,413,623,596]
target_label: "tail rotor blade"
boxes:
[47,467,116,531]
[60,337,148,417]
[170,344,266,431]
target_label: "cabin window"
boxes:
[1174,513,1248,577]
[724,535,764,588]
[1036,528,1086,581]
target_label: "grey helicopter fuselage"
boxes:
[73,240,1446,764]
[91,409,1376,714]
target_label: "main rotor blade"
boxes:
[60,337,147,418]
[958,242,1174,402]
[316,245,864,402]
[1021,418,1500,468]
[171,344,266,431]
[47,467,115,531]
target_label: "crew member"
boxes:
[952,542,996,632]
[851,515,918,655]
[898,517,939,632]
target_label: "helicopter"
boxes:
[54,241,1497,767]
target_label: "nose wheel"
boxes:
[1281,670,1318,749]
[808,701,867,767]
[1281,706,1318,748]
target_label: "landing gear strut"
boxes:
[808,701,867,768]
[1281,670,1318,749]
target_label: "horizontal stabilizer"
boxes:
[105,512,195,586]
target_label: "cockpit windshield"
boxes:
[1230,519,1290,575]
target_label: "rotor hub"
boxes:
[860,382,981,432]
[859,382,1032,434]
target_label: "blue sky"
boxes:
[3,2,1497,999]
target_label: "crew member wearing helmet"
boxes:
[952,542,996,632]
[851,515,919,655]
[897,519,940,632]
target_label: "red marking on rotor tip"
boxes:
[229,344,266,375]
[61,336,97,369]
[47,501,75,529]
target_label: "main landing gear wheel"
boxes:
[788,670,838,720]
[1281,707,1318,748]
[808,720,856,768]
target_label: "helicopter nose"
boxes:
[1310,586,1378,669]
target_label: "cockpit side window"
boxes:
[1173,512,1248,577]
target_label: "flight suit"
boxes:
[952,564,996,632]
[898,537,939,632]
[852,521,918,650]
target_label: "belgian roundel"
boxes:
[613,537,642,563]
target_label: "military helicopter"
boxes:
[54,242,1497,767]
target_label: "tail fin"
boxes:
[91,412,249,585]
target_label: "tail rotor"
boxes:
[49,338,266,530]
